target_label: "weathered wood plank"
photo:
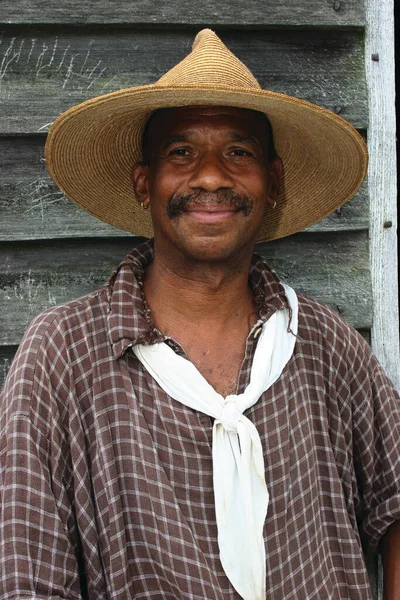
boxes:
[0,136,369,240]
[257,232,372,328]
[0,29,368,134]
[0,1,365,28]
[364,550,379,600]
[0,231,372,346]
[0,346,17,389]
[365,0,399,392]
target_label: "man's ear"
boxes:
[131,163,150,208]
[266,157,283,206]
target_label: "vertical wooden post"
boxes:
[365,0,399,393]
[365,1,398,597]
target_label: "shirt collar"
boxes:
[107,239,289,359]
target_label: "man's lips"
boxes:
[184,205,239,223]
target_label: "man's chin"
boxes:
[176,233,255,263]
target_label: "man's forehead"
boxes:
[145,105,269,140]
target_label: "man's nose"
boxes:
[187,153,234,191]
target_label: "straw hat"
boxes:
[45,29,368,242]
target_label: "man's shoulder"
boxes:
[294,292,372,370]
[1,287,110,414]
[22,286,109,346]
[296,292,358,334]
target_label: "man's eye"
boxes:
[229,148,253,157]
[169,148,190,157]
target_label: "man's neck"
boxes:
[143,247,257,334]
[141,242,259,396]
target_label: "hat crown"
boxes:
[156,29,261,89]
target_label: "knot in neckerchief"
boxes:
[220,396,243,432]
[133,283,298,600]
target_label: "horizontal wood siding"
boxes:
[0,231,372,346]
[0,136,369,240]
[0,21,371,367]
[0,29,367,134]
[0,3,389,595]
[0,1,365,27]
[0,19,372,380]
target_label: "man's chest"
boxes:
[66,342,368,600]
[180,343,247,397]
[73,355,360,599]
[159,321,261,397]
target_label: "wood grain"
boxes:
[0,0,365,27]
[0,346,17,389]
[365,0,399,392]
[0,231,372,346]
[0,136,369,240]
[0,29,367,134]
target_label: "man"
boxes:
[0,29,399,600]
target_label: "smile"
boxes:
[184,206,240,223]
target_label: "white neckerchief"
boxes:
[133,284,298,600]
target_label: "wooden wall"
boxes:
[0,1,372,378]
[0,2,398,596]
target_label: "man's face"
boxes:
[132,106,281,262]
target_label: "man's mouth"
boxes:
[184,205,239,223]
[166,190,254,219]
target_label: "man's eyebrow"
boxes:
[162,134,188,148]
[228,132,262,148]
[160,131,263,150]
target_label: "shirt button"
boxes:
[253,327,262,339]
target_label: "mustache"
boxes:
[166,190,254,219]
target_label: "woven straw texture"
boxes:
[45,29,368,242]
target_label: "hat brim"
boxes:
[45,83,368,242]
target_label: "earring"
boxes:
[271,201,277,209]
[140,202,149,210]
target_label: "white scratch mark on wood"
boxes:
[15,39,24,63]
[62,53,78,89]
[0,35,108,95]
[0,37,15,76]
[80,48,91,74]
[56,44,71,72]
[86,59,102,80]
[86,65,107,90]
[27,38,36,63]
[35,41,48,75]
[13,270,37,307]
[37,37,58,75]
[37,121,54,132]
[22,178,64,223]
[47,290,57,305]
[0,38,21,89]
[100,75,117,93]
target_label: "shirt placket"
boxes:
[235,318,265,395]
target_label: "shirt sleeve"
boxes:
[348,334,400,553]
[0,311,84,599]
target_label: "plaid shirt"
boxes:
[1,239,399,600]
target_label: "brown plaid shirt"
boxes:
[1,240,399,600]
